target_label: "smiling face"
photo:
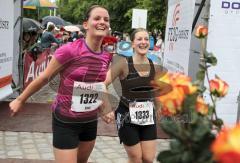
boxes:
[132,30,150,56]
[83,7,110,38]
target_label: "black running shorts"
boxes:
[52,114,97,149]
[115,102,157,146]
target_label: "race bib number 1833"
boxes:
[129,101,154,125]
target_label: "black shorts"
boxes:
[52,114,97,149]
[115,102,157,146]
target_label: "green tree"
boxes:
[101,0,137,33]
[58,0,97,24]
[134,0,168,34]
[23,8,54,20]
[57,0,168,34]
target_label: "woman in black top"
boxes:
[104,28,165,163]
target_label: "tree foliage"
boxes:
[135,0,167,33]
[24,0,168,34]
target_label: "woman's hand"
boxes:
[101,111,115,124]
[9,98,24,117]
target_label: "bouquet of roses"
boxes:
[154,25,232,163]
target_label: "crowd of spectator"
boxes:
[22,20,85,60]
[22,18,164,61]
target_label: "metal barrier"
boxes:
[237,91,240,122]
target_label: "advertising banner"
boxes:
[23,49,51,89]
[0,0,14,100]
[163,0,196,74]
[206,0,240,124]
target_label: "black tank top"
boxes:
[120,56,155,104]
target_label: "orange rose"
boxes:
[155,73,197,95]
[157,86,185,116]
[170,73,197,95]
[216,151,240,163]
[169,73,191,83]
[195,25,208,38]
[209,77,229,97]
[195,96,208,115]
[154,72,198,116]
[211,124,240,163]
[154,72,171,85]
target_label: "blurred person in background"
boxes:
[40,23,61,48]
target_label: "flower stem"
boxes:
[201,39,219,124]
[200,38,218,121]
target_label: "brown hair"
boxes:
[84,5,108,21]
[130,28,148,42]
[47,24,55,32]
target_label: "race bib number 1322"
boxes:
[71,82,106,112]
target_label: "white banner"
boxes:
[163,0,196,74]
[0,0,14,100]
[132,9,148,29]
[206,0,240,125]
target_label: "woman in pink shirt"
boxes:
[9,5,112,163]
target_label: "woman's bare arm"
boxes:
[104,55,127,86]
[9,56,63,116]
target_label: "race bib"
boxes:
[129,101,154,125]
[71,82,106,112]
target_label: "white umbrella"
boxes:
[64,25,80,32]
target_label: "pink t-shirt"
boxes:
[51,39,112,120]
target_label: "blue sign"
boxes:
[117,41,133,57]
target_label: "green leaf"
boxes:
[199,63,207,70]
[181,151,194,163]
[208,105,215,116]
[191,118,211,141]
[195,148,215,163]
[193,80,201,86]
[196,70,205,81]
[170,140,185,153]
[201,86,207,92]
[197,85,207,94]
[160,118,183,140]
[158,151,182,163]
[190,111,199,124]
[205,52,217,66]
[208,105,215,117]
[183,94,198,114]
[193,133,216,163]
[212,118,224,128]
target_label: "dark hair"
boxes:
[130,28,148,42]
[38,18,43,23]
[84,5,108,21]
[47,24,55,31]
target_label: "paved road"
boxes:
[0,131,170,162]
